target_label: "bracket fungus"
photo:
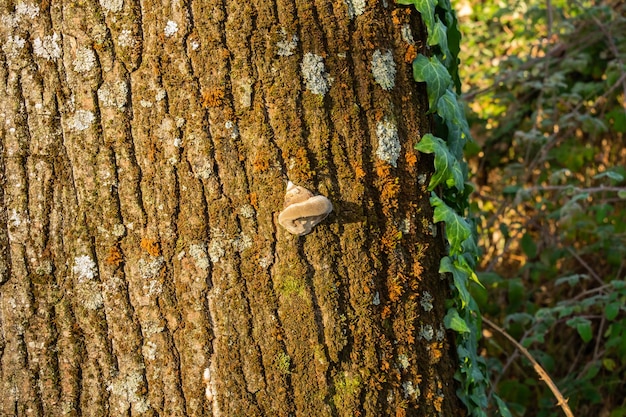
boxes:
[278,181,333,236]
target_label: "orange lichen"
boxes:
[253,150,270,173]
[388,277,404,302]
[375,159,391,178]
[433,394,443,412]
[391,8,404,25]
[353,163,366,180]
[381,305,392,319]
[105,246,123,266]
[429,342,444,363]
[404,44,417,63]
[202,88,225,108]
[381,229,402,251]
[140,238,161,256]
[405,151,418,167]
[248,192,258,210]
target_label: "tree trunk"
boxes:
[0,0,463,415]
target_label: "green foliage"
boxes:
[402,1,505,415]
[460,0,626,415]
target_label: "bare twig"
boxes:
[483,317,575,417]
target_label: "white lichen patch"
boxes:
[190,40,200,50]
[397,354,410,370]
[117,29,135,47]
[189,243,210,271]
[345,0,366,19]
[231,233,252,252]
[143,341,157,361]
[419,324,434,341]
[73,255,97,282]
[164,20,178,37]
[33,33,62,60]
[375,118,401,167]
[140,100,153,108]
[276,28,298,57]
[77,280,104,310]
[16,2,40,18]
[239,204,255,219]
[2,35,27,60]
[402,381,420,399]
[436,325,445,341]
[208,239,225,263]
[420,291,434,312]
[138,257,164,279]
[8,209,25,231]
[372,291,381,306]
[69,110,96,131]
[155,88,167,102]
[301,53,333,96]
[371,49,396,91]
[143,278,162,298]
[195,161,213,180]
[107,371,150,414]
[100,0,123,12]
[258,254,273,269]
[224,120,239,139]
[98,80,128,109]
[73,47,96,73]
[401,24,415,45]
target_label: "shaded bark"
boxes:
[0,0,463,415]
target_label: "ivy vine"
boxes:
[397,0,510,415]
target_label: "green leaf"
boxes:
[520,233,537,259]
[594,171,624,182]
[605,302,621,320]
[444,308,470,333]
[566,317,593,343]
[437,90,471,158]
[413,54,452,111]
[430,194,472,255]
[494,394,513,417]
[429,16,449,54]
[415,133,464,190]
[618,190,626,199]
[440,256,470,308]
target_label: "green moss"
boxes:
[332,371,362,405]
[277,275,306,298]
[274,351,291,375]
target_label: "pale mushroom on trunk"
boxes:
[278,181,333,236]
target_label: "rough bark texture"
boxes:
[0,0,463,415]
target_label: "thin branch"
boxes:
[483,317,574,417]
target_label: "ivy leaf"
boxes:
[494,395,513,417]
[437,90,471,158]
[413,54,452,112]
[440,256,470,308]
[430,194,472,255]
[429,16,449,55]
[444,308,470,333]
[415,133,464,190]
[397,0,436,33]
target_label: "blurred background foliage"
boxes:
[456,0,626,415]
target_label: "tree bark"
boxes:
[0,0,463,415]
